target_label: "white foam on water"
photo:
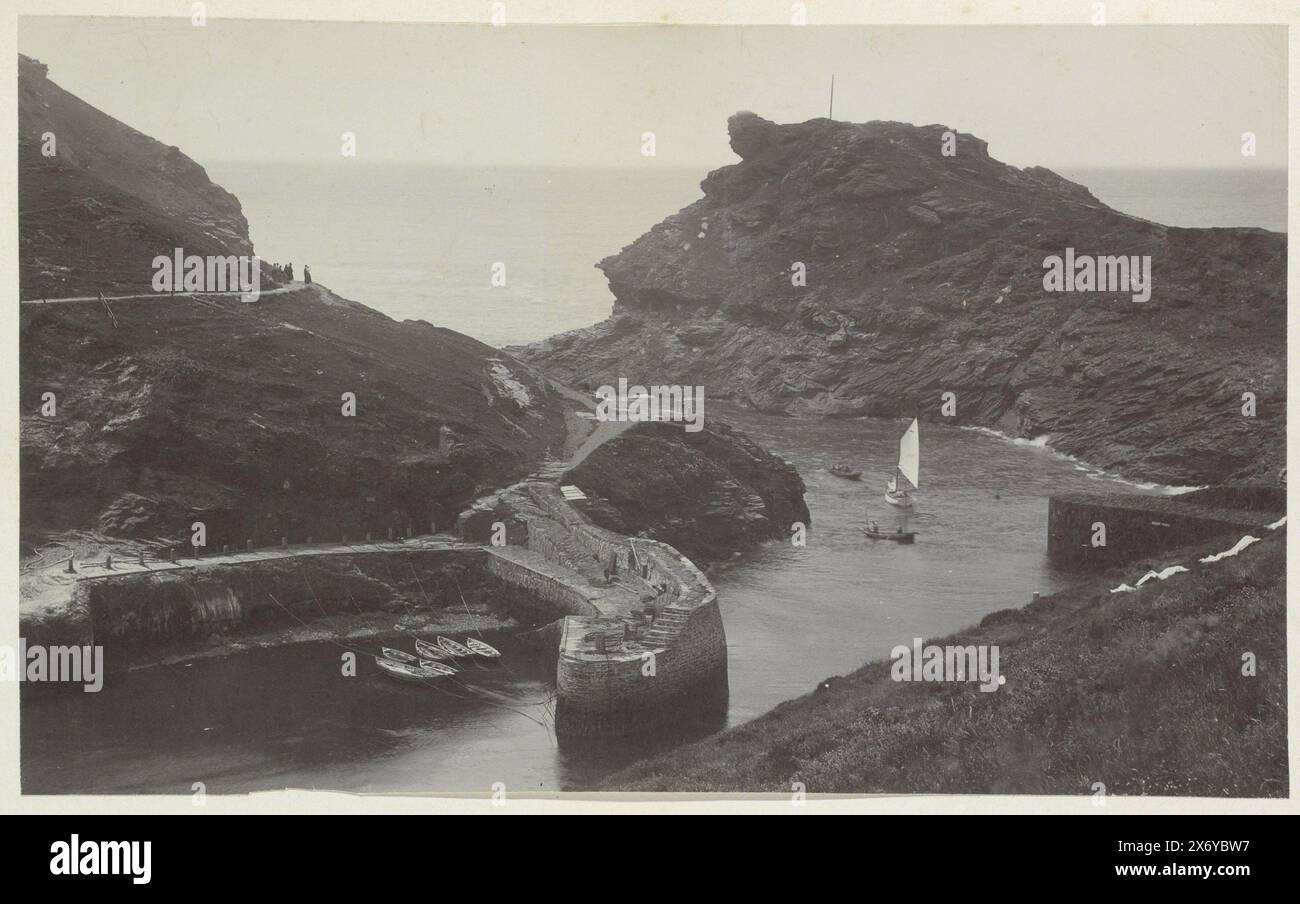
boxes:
[959,425,1206,495]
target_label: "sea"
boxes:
[200,163,1285,347]
[20,164,1285,793]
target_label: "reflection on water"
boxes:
[22,406,1159,793]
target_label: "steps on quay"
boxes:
[643,605,692,645]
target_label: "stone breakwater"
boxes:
[24,476,729,742]
[1047,483,1285,570]
[20,540,513,663]
[458,480,728,739]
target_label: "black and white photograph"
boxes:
[3,1,1293,829]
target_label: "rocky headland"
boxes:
[520,112,1286,486]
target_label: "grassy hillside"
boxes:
[21,285,570,552]
[601,530,1287,796]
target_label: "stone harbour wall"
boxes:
[482,550,601,620]
[1047,489,1282,570]
[519,482,730,739]
[554,603,729,739]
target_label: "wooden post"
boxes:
[66,556,75,573]
[246,539,253,552]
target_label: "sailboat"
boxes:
[884,418,919,508]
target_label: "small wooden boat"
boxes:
[437,636,475,659]
[414,638,453,661]
[375,656,453,683]
[862,527,916,544]
[417,660,457,677]
[382,647,418,664]
[829,464,862,480]
[466,638,502,658]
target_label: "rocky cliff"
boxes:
[17,55,574,550]
[521,112,1286,485]
[19,53,271,297]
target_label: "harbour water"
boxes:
[21,406,1168,794]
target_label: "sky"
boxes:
[17,16,1288,171]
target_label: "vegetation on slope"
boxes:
[601,532,1287,796]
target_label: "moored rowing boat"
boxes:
[437,636,475,659]
[375,656,454,683]
[414,638,453,661]
[466,638,501,658]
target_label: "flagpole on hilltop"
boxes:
[829,74,835,119]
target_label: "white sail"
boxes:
[897,419,919,489]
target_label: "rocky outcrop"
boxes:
[18,54,275,297]
[521,112,1286,485]
[559,420,810,562]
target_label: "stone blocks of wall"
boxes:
[554,600,729,738]
[532,481,730,739]
[69,547,489,661]
[483,552,600,620]
[1048,493,1272,570]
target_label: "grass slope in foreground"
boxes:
[600,533,1287,796]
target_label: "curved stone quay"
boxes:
[22,465,729,743]
[458,479,729,740]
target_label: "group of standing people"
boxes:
[266,262,312,284]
